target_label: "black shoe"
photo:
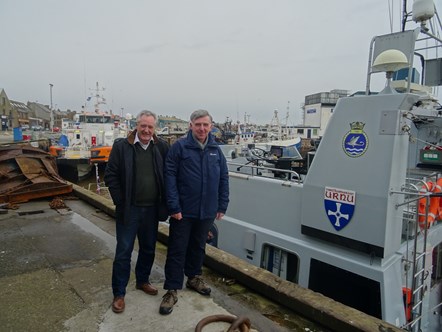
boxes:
[159,290,178,315]
[186,276,211,296]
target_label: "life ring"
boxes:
[418,180,441,229]
[437,178,442,220]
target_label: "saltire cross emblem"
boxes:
[324,187,356,231]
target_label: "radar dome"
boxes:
[372,49,409,73]
[412,0,435,22]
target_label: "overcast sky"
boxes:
[1,0,438,124]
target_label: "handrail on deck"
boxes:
[227,161,302,183]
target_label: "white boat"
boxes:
[50,83,127,182]
[213,1,442,331]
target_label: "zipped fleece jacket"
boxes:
[165,131,229,220]
[104,130,169,224]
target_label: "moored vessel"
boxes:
[49,83,127,182]
[213,1,442,331]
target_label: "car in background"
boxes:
[31,125,43,131]
[21,124,29,130]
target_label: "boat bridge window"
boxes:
[309,259,381,319]
[432,242,442,286]
[260,244,299,283]
[269,147,283,158]
[79,115,112,124]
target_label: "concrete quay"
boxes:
[0,129,13,144]
[0,199,297,332]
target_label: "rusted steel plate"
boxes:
[0,146,72,203]
[0,185,73,204]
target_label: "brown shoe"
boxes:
[112,296,125,313]
[159,290,178,315]
[186,276,211,296]
[136,282,158,295]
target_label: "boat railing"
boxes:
[87,182,111,200]
[392,176,439,238]
[391,175,441,331]
[227,161,302,183]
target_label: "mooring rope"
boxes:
[195,314,251,332]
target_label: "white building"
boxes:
[294,89,349,139]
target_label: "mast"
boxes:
[401,0,410,32]
[92,82,107,114]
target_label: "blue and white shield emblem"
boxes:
[324,187,356,231]
[342,122,368,158]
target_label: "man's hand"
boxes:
[171,212,183,220]
[216,212,224,220]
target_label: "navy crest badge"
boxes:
[324,187,356,231]
[342,122,368,157]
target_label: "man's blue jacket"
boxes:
[165,131,229,220]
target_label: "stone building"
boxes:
[0,88,32,130]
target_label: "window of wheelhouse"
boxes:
[432,242,442,286]
[260,244,299,283]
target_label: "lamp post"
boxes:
[49,83,54,131]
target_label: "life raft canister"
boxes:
[418,180,441,229]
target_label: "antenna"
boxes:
[90,82,107,113]
[270,109,282,140]
[372,49,409,94]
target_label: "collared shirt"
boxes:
[134,133,153,150]
[192,132,208,150]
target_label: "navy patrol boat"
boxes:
[214,1,442,331]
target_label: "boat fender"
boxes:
[402,287,412,322]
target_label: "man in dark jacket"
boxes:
[159,109,229,315]
[104,110,169,314]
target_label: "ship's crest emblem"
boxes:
[342,122,368,157]
[324,187,356,231]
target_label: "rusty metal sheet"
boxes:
[0,159,19,177]
[16,156,47,175]
[0,145,72,204]
[0,176,27,194]
[0,184,73,204]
